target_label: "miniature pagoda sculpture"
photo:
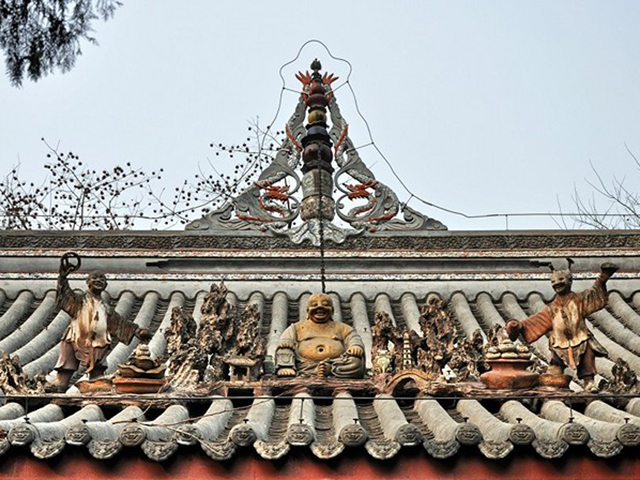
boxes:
[186,59,445,244]
[275,293,365,378]
[506,260,618,391]
[114,342,166,394]
[53,252,152,392]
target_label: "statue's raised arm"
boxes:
[56,252,83,316]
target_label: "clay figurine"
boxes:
[53,252,152,392]
[506,261,618,391]
[276,293,365,378]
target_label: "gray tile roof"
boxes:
[0,285,638,460]
[0,229,639,462]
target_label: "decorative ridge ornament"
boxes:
[187,59,446,244]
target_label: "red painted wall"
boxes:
[0,447,638,480]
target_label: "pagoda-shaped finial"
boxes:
[185,58,447,242]
[300,60,333,173]
[305,60,329,131]
[297,59,336,223]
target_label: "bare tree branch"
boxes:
[1,122,285,230]
[570,148,640,229]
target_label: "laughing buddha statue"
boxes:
[275,293,366,378]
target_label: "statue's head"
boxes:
[86,271,107,295]
[551,269,573,295]
[307,293,334,324]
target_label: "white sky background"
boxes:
[1,1,640,231]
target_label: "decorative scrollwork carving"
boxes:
[287,218,358,246]
[6,230,639,251]
[31,439,66,459]
[254,440,290,460]
[186,97,305,233]
[141,440,179,462]
[373,205,446,232]
[479,440,513,459]
[423,439,460,459]
[331,124,399,229]
[364,439,401,460]
[233,155,301,226]
[327,93,444,233]
[185,203,264,232]
[185,62,446,240]
[201,440,237,461]
[310,440,345,459]
[88,439,122,459]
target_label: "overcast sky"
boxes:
[2,1,640,231]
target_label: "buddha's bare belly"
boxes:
[297,338,346,361]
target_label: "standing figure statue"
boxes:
[53,253,151,392]
[276,293,365,378]
[506,261,618,391]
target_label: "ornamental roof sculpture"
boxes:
[0,238,640,464]
[186,59,446,245]
[3,62,640,474]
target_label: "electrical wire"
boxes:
[279,40,638,224]
[3,390,638,429]
[5,40,634,227]
[2,392,637,403]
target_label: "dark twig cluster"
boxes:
[1,138,163,229]
[200,120,286,200]
[145,120,286,227]
[1,123,286,230]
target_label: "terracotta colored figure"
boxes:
[276,293,365,378]
[53,253,151,391]
[506,262,618,391]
